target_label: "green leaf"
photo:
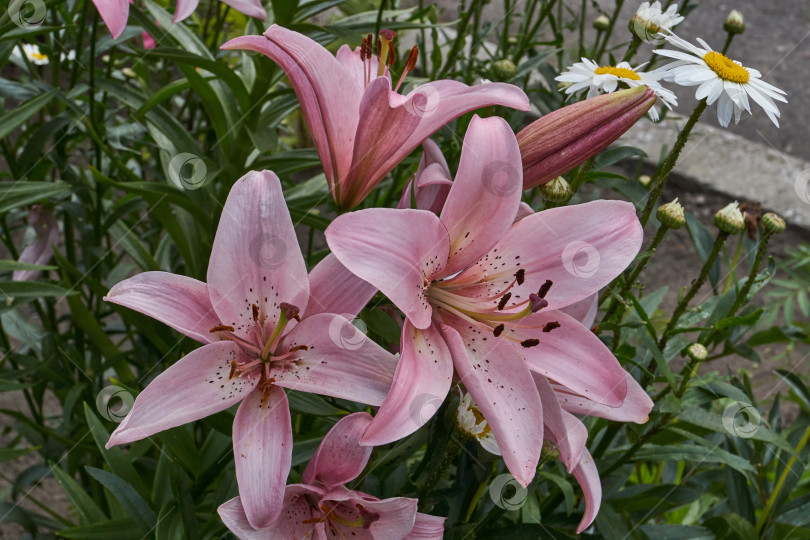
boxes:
[633,443,755,475]
[51,465,108,525]
[0,280,77,299]
[776,369,810,413]
[678,406,793,453]
[0,260,56,272]
[85,467,156,533]
[715,309,763,331]
[639,524,713,540]
[0,445,39,461]
[0,181,71,214]
[288,391,346,416]
[594,145,647,168]
[0,88,57,139]
[58,517,143,539]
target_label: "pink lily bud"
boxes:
[13,205,58,282]
[518,86,656,189]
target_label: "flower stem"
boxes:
[726,231,772,318]
[570,156,596,192]
[621,35,643,63]
[756,425,810,533]
[640,99,708,227]
[722,233,745,293]
[658,231,729,351]
[721,33,735,54]
[595,0,625,61]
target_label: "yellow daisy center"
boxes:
[594,66,641,80]
[703,51,749,83]
[30,51,48,61]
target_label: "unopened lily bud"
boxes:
[724,10,745,35]
[656,198,686,229]
[518,86,656,189]
[540,176,572,202]
[638,174,652,187]
[593,14,610,31]
[714,202,746,234]
[686,343,708,362]
[541,440,560,461]
[492,58,517,80]
[761,212,785,234]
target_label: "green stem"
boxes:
[756,425,810,533]
[726,232,772,318]
[595,0,625,61]
[721,33,734,54]
[570,156,596,192]
[640,99,708,227]
[621,34,642,63]
[658,231,729,351]
[722,233,745,293]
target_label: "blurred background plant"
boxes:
[1,0,809,538]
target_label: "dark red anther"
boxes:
[493,324,505,337]
[209,324,235,333]
[542,321,560,333]
[538,280,553,298]
[288,344,309,352]
[252,303,260,322]
[515,268,525,285]
[520,338,540,348]
[497,292,512,311]
[404,45,419,71]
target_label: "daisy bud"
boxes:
[518,85,656,189]
[593,14,610,31]
[540,176,573,202]
[638,174,652,187]
[724,10,745,35]
[713,202,746,234]
[686,343,708,362]
[761,212,786,234]
[492,58,517,80]
[656,198,686,229]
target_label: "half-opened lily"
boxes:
[397,139,453,214]
[104,171,395,529]
[91,0,265,40]
[223,25,530,209]
[519,86,656,189]
[13,205,58,282]
[219,412,446,539]
[326,115,643,487]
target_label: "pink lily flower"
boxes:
[13,205,58,282]
[91,0,265,40]
[326,115,644,487]
[218,412,446,539]
[222,25,530,209]
[103,170,396,529]
[397,139,453,214]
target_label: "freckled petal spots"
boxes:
[233,385,292,529]
[440,318,543,487]
[207,171,309,340]
[218,488,325,540]
[104,272,221,344]
[107,342,258,447]
[509,311,627,407]
[361,321,454,446]
[304,254,377,320]
[326,209,450,330]
[440,115,523,275]
[303,412,373,489]
[272,314,397,407]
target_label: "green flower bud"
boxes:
[492,59,517,80]
[593,14,610,31]
[714,202,746,234]
[541,440,560,461]
[761,212,785,234]
[686,343,708,362]
[656,198,686,229]
[540,176,573,202]
[638,174,652,187]
[724,10,745,34]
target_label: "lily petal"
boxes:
[572,448,601,534]
[397,139,453,214]
[91,0,129,39]
[407,513,447,539]
[218,488,325,540]
[554,372,653,424]
[272,314,397,407]
[448,200,642,313]
[207,171,309,340]
[533,373,586,472]
[321,491,418,540]
[104,272,220,344]
[220,0,266,20]
[107,342,258,447]
[233,385,292,529]
[361,321,454,446]
[441,318,543,487]
[304,254,377,319]
[559,293,599,329]
[172,0,199,22]
[326,209,449,330]
[13,205,58,282]
[509,311,628,407]
[303,412,373,489]
[440,115,523,275]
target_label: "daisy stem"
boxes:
[621,35,643,63]
[658,231,729,352]
[569,156,596,192]
[639,98,708,227]
[725,231,773,319]
[722,232,745,294]
[721,33,735,55]
[756,425,810,534]
[595,0,625,62]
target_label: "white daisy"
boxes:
[631,1,684,43]
[456,391,501,456]
[654,34,787,127]
[11,43,49,65]
[555,58,678,121]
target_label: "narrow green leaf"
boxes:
[0,88,57,139]
[51,465,108,525]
